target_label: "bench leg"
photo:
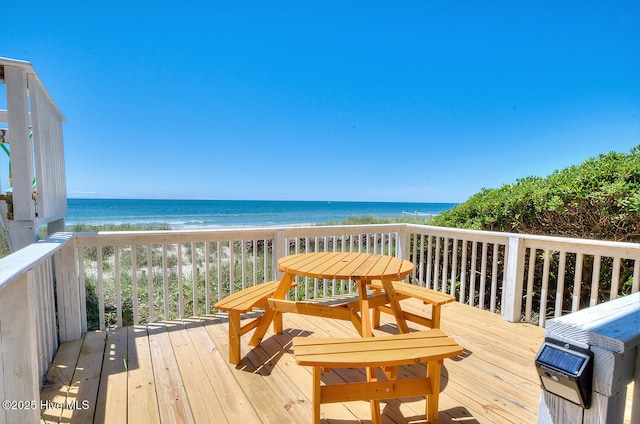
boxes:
[431,305,442,329]
[367,366,382,424]
[228,311,241,365]
[313,366,321,424]
[273,311,283,334]
[426,360,442,424]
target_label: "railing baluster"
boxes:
[162,244,169,320]
[229,241,235,295]
[147,244,154,322]
[479,243,488,309]
[490,243,499,312]
[205,242,211,314]
[590,254,602,307]
[539,249,551,327]
[555,250,566,318]
[418,234,425,286]
[241,239,247,290]
[192,242,198,316]
[633,259,640,293]
[115,246,122,327]
[331,236,337,295]
[97,246,105,330]
[217,241,222,300]
[572,253,584,313]
[610,256,621,301]
[78,247,88,332]
[132,245,139,325]
[469,242,477,307]
[433,237,441,291]
[450,239,458,297]
[294,238,300,299]
[252,239,257,287]
[442,237,449,294]
[460,240,468,304]
[525,249,536,322]
[178,243,184,318]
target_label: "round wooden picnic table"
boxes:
[279,251,414,338]
[248,251,415,347]
[278,251,414,282]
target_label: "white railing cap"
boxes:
[0,56,66,121]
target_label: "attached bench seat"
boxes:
[293,330,463,423]
[214,281,296,364]
[369,280,456,329]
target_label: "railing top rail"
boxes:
[72,223,410,248]
[519,233,640,257]
[405,223,512,243]
[281,223,407,236]
[0,232,73,293]
[73,227,280,247]
[71,223,640,253]
[406,223,640,255]
[0,56,66,121]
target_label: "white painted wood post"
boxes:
[632,346,640,424]
[397,226,410,261]
[4,66,37,251]
[54,238,83,342]
[538,292,640,424]
[274,230,286,281]
[502,235,526,322]
[47,218,65,236]
[0,273,41,424]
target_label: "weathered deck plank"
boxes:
[41,300,561,423]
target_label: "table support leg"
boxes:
[372,288,382,329]
[381,279,410,333]
[358,280,373,338]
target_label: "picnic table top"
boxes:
[278,251,414,282]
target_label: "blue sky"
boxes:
[2,1,639,202]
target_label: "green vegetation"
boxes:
[433,145,640,242]
[431,145,639,314]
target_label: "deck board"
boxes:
[127,325,160,424]
[41,299,626,423]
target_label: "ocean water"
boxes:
[65,199,456,228]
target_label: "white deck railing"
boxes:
[0,234,79,423]
[0,223,638,423]
[68,224,640,330]
[1,57,68,252]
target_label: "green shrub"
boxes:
[433,145,640,242]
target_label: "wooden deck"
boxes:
[40,299,549,423]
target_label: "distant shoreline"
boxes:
[64,198,456,229]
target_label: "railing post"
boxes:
[54,238,83,341]
[633,346,640,424]
[273,229,287,280]
[502,235,526,322]
[397,226,410,261]
[3,65,38,252]
[538,292,640,424]
[0,272,40,424]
